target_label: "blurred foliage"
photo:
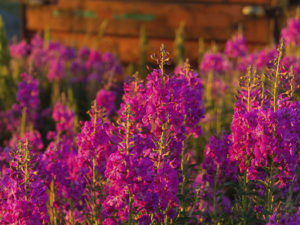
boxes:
[0,0,20,15]
[174,22,185,66]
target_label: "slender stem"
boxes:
[157,124,166,172]
[52,79,60,106]
[92,157,99,225]
[20,107,27,136]
[164,211,168,225]
[50,178,57,225]
[180,116,187,195]
[289,68,295,98]
[273,40,284,112]
[180,140,186,195]
[24,141,29,201]
[189,190,199,217]
[247,67,252,113]
[150,214,154,225]
[69,210,74,225]
[216,102,222,134]
[128,193,134,225]
[242,169,248,225]
[261,73,266,107]
[206,71,213,108]
[92,101,98,135]
[124,105,134,224]
[267,159,274,219]
[266,41,283,221]
[126,106,130,155]
[160,45,165,79]
[93,112,97,135]
[90,102,99,225]
[213,164,220,223]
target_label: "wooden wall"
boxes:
[23,0,276,63]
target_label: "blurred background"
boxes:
[0,0,20,39]
[0,0,299,66]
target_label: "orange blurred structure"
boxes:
[22,0,295,63]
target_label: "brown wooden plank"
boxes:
[50,31,266,64]
[89,0,225,3]
[227,0,271,4]
[62,0,273,6]
[26,8,233,40]
[25,2,271,43]
[244,18,272,45]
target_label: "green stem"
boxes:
[150,214,155,225]
[261,73,266,107]
[20,107,27,136]
[126,106,130,155]
[273,40,284,112]
[157,124,166,173]
[206,71,213,108]
[213,164,220,223]
[52,79,60,106]
[180,145,186,195]
[69,210,74,225]
[247,67,252,113]
[160,50,165,79]
[267,159,274,218]
[164,212,168,225]
[50,178,57,225]
[24,141,29,201]
[92,157,99,225]
[124,105,134,224]
[189,190,199,218]
[128,193,134,225]
[216,103,222,134]
[242,169,248,225]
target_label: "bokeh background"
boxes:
[1,0,299,67]
[0,0,20,39]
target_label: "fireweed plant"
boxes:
[228,40,300,224]
[0,141,49,224]
[198,17,299,144]
[101,46,204,224]
[191,39,299,225]
[8,34,123,121]
[0,72,48,224]
[0,16,299,225]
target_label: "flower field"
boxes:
[0,13,299,225]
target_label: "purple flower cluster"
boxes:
[9,40,30,58]
[255,48,278,71]
[0,141,49,224]
[10,34,123,86]
[41,102,85,223]
[52,102,74,136]
[229,91,299,188]
[202,135,237,186]
[193,134,236,220]
[71,50,123,84]
[227,48,299,225]
[281,18,300,46]
[200,52,231,74]
[267,210,300,225]
[17,72,39,117]
[238,48,279,73]
[101,60,204,223]
[77,116,116,176]
[96,89,116,115]
[9,130,44,154]
[225,33,248,58]
[2,72,44,156]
